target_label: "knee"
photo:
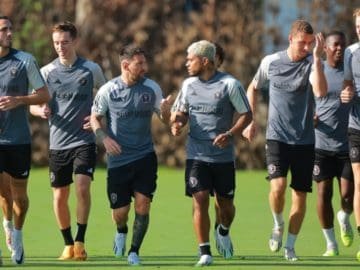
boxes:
[13,195,29,211]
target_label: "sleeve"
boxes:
[26,55,46,93]
[92,63,107,89]
[92,85,109,116]
[228,79,251,114]
[344,48,353,81]
[253,55,270,90]
[171,80,190,113]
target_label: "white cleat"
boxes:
[195,254,212,266]
[11,231,24,265]
[3,222,13,252]
[269,227,283,252]
[284,247,298,261]
[113,232,127,257]
[215,226,233,259]
[337,211,353,247]
[127,252,141,266]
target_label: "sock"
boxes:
[199,242,211,255]
[129,213,149,255]
[214,222,219,231]
[3,218,13,229]
[322,228,337,248]
[285,233,297,249]
[338,209,350,223]
[117,224,128,234]
[61,227,74,246]
[13,228,22,242]
[75,223,87,243]
[218,224,229,236]
[272,211,284,229]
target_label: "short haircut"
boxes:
[353,8,360,18]
[119,45,146,62]
[214,42,225,66]
[52,21,77,39]
[187,40,215,62]
[325,30,346,42]
[289,20,314,36]
[0,15,9,21]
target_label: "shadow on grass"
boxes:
[3,255,358,268]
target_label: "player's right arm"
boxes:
[242,80,258,142]
[170,86,189,136]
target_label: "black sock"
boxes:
[75,223,87,243]
[129,213,149,255]
[129,244,139,255]
[214,222,219,231]
[199,244,211,256]
[219,224,229,236]
[117,225,128,234]
[61,227,74,246]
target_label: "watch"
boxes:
[225,130,233,138]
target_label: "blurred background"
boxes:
[1,0,358,169]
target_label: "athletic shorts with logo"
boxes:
[107,152,158,209]
[349,128,360,163]
[0,144,31,179]
[49,143,96,188]
[185,159,235,198]
[266,140,314,192]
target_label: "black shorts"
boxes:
[185,159,235,198]
[107,152,158,209]
[0,144,31,179]
[266,140,314,192]
[49,144,96,188]
[349,128,360,163]
[313,149,353,182]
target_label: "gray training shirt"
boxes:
[41,57,106,150]
[173,71,251,163]
[315,62,350,152]
[253,50,315,145]
[92,76,163,168]
[0,48,45,145]
[344,42,360,131]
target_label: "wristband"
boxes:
[225,130,233,138]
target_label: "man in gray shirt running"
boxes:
[0,15,50,265]
[243,20,327,261]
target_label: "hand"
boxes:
[242,121,257,142]
[103,136,122,156]
[213,133,231,149]
[160,95,172,114]
[171,121,183,136]
[313,33,325,59]
[340,86,354,103]
[39,104,51,119]
[0,96,21,111]
[313,114,319,128]
[83,115,92,131]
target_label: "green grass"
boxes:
[1,167,359,269]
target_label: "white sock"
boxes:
[338,209,350,223]
[322,228,337,248]
[285,233,297,249]
[272,211,284,229]
[13,229,22,242]
[3,218,13,229]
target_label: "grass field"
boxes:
[1,167,360,269]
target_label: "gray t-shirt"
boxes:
[0,48,45,145]
[172,71,251,163]
[92,76,163,168]
[253,50,315,145]
[344,42,360,130]
[315,62,350,152]
[41,57,106,150]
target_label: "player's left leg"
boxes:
[0,173,13,252]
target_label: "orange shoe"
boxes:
[74,241,87,261]
[58,245,74,260]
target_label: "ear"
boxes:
[288,34,292,43]
[121,59,129,71]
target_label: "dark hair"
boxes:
[52,21,77,39]
[0,15,10,21]
[119,45,146,62]
[325,30,346,41]
[290,20,313,35]
[214,42,225,66]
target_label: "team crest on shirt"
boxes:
[141,93,151,103]
[313,164,320,176]
[267,164,276,175]
[189,176,198,188]
[110,193,118,204]
[79,77,88,86]
[10,67,18,77]
[350,147,359,159]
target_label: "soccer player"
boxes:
[0,15,50,265]
[30,21,106,260]
[243,20,327,261]
[171,40,252,266]
[313,30,354,256]
[90,45,171,266]
[344,7,360,261]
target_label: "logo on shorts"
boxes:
[267,164,276,175]
[350,147,359,159]
[189,176,198,188]
[21,170,29,177]
[50,172,55,183]
[313,164,320,176]
[87,168,93,173]
[110,193,118,204]
[227,189,234,196]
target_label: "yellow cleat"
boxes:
[337,211,353,247]
[74,241,87,261]
[323,248,339,257]
[356,250,360,261]
[58,245,74,260]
